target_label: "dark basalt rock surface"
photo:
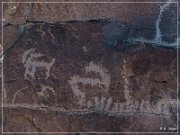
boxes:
[102,21,129,48]
[2,22,179,132]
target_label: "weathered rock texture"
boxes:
[3,1,158,25]
[2,1,178,40]
[1,0,179,133]
[3,22,179,132]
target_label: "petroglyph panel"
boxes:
[3,22,178,132]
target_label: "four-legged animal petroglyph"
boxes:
[20,48,56,104]
[68,60,173,115]
[22,48,55,81]
[68,61,111,108]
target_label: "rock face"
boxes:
[2,1,178,42]
[3,22,179,132]
[102,21,129,48]
[1,0,179,133]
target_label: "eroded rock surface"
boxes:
[3,22,179,132]
[2,1,178,42]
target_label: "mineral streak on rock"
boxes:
[3,22,179,132]
[154,0,176,43]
